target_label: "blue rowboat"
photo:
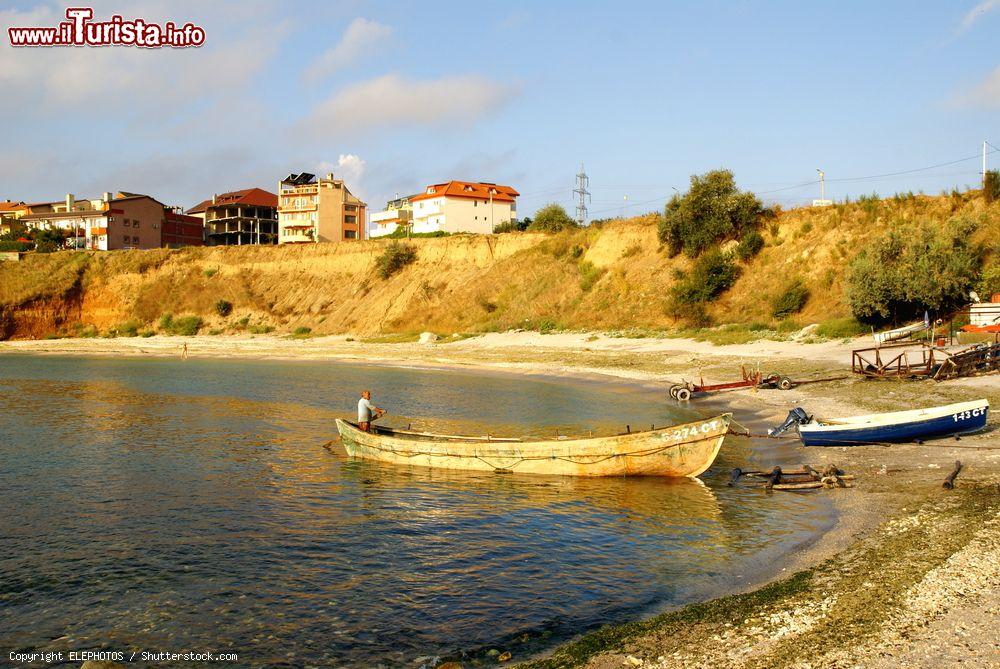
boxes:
[796,399,989,446]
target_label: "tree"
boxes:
[33,228,66,253]
[528,204,578,232]
[984,170,1000,203]
[847,219,983,324]
[658,169,766,257]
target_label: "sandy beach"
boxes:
[3,331,999,667]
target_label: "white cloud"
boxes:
[303,74,518,135]
[954,65,1000,109]
[304,18,393,84]
[960,0,1000,31]
[317,154,368,199]
[0,3,288,117]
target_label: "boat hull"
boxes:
[799,400,989,446]
[335,414,731,478]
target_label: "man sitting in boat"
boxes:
[357,390,385,432]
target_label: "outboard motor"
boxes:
[768,407,811,437]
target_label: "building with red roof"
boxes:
[409,181,519,234]
[20,192,201,250]
[187,188,279,246]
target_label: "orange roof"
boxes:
[409,181,519,203]
[187,188,278,214]
[0,200,27,213]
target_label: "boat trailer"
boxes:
[669,365,794,401]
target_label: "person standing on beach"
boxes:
[358,390,385,432]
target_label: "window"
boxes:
[123,235,129,243]
[344,230,357,239]
[474,201,478,207]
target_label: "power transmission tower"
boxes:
[574,163,591,226]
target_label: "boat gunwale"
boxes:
[339,413,733,448]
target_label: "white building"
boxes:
[409,181,519,235]
[369,194,417,238]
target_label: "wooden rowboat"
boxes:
[335,414,732,478]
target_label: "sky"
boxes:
[1,0,999,223]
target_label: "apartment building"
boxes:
[162,208,205,248]
[0,200,28,234]
[187,188,278,246]
[20,192,200,250]
[369,194,417,238]
[277,172,366,244]
[410,181,519,235]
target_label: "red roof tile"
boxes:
[187,188,278,214]
[409,181,519,203]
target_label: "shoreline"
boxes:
[3,332,999,667]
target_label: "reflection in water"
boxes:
[0,355,831,667]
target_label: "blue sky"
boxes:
[1,1,999,220]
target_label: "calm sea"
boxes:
[0,354,830,667]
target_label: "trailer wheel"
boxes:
[676,387,692,401]
[668,385,681,399]
[778,376,793,390]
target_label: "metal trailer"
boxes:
[668,365,794,401]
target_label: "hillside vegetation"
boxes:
[0,193,997,340]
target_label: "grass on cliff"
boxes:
[0,193,997,339]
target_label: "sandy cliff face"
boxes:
[0,196,996,339]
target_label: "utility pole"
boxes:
[984,140,989,189]
[623,194,629,220]
[816,169,825,201]
[574,162,591,226]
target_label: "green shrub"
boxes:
[578,261,607,291]
[847,219,983,324]
[493,220,529,233]
[291,326,313,337]
[139,330,155,338]
[76,324,98,338]
[109,319,141,337]
[159,313,202,336]
[171,315,202,336]
[734,231,764,261]
[375,241,417,279]
[984,170,1000,203]
[248,324,275,334]
[528,204,578,232]
[215,300,233,317]
[386,228,448,238]
[979,262,1000,299]
[535,318,558,333]
[33,228,65,253]
[233,316,251,330]
[658,169,766,257]
[816,317,867,339]
[203,267,218,278]
[669,248,741,306]
[621,243,643,258]
[771,279,810,318]
[0,240,30,252]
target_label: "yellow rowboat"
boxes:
[335,414,732,478]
